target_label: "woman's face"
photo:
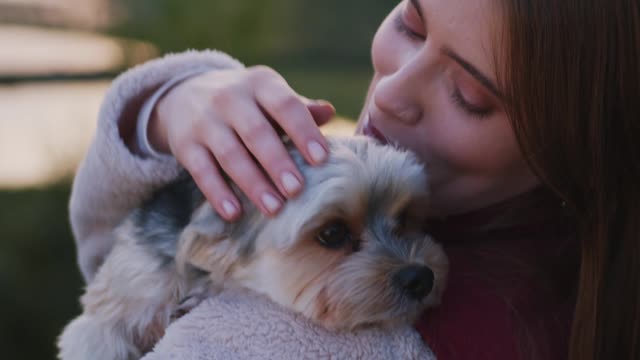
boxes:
[356,0,539,216]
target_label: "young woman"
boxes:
[69,0,639,359]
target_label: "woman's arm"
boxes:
[70,50,245,282]
[141,288,435,360]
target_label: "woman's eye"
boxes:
[448,75,495,118]
[450,86,494,118]
[394,2,425,40]
[316,221,352,249]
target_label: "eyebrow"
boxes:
[408,0,504,100]
[442,47,504,99]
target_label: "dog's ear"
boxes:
[176,204,231,274]
[176,200,267,276]
[186,203,228,238]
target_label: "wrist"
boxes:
[147,102,171,155]
[135,68,211,158]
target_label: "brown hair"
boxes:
[498,0,640,359]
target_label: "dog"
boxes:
[57,136,448,360]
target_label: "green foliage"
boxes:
[110,0,398,118]
[0,183,84,359]
[109,0,395,118]
[280,67,371,119]
[111,0,397,66]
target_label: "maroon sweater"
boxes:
[415,188,579,360]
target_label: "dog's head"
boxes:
[182,136,448,330]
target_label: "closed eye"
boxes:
[394,13,424,41]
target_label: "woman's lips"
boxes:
[362,114,389,145]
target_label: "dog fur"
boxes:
[58,136,448,360]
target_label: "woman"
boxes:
[69,0,639,359]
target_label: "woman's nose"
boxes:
[373,64,424,124]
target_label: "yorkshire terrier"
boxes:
[57,136,448,360]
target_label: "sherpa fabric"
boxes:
[70,50,244,282]
[142,288,434,360]
[70,50,435,359]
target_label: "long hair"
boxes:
[498,0,640,359]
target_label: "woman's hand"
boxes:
[148,66,335,221]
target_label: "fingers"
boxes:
[165,66,338,221]
[221,98,305,199]
[303,98,336,126]
[198,122,286,217]
[175,144,242,221]
[250,67,331,166]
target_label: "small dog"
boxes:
[58,136,448,360]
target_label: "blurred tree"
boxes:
[110,0,396,67]
[286,0,395,67]
[0,184,83,360]
[109,0,397,117]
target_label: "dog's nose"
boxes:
[393,265,434,300]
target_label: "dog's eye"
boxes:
[316,221,352,249]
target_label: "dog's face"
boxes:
[184,136,448,330]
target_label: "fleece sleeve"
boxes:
[142,288,436,360]
[69,50,244,283]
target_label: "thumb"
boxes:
[305,99,335,126]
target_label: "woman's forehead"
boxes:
[419,0,503,82]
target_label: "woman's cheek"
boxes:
[428,112,523,178]
[371,6,404,76]
[416,104,488,174]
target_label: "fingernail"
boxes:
[261,193,281,213]
[307,140,328,164]
[281,172,302,195]
[222,200,238,217]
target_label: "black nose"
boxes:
[393,265,434,300]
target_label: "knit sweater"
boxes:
[69,50,434,359]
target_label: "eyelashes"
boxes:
[393,13,424,40]
[392,7,495,119]
[450,86,493,118]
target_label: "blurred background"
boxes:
[0,0,396,358]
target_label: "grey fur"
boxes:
[58,136,448,360]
